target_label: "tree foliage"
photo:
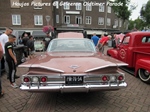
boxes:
[110,0,131,22]
[140,0,150,27]
[128,17,145,30]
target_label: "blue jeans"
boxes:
[0,60,2,94]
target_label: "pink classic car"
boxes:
[19,32,127,93]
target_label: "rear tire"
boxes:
[138,69,150,84]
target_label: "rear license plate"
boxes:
[65,76,83,85]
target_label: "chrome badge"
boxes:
[69,65,80,69]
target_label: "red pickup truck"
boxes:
[107,31,150,83]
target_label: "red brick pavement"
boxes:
[0,68,32,112]
[22,93,56,112]
[0,47,150,112]
[53,69,150,112]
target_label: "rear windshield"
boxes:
[47,38,96,52]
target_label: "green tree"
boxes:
[140,0,150,27]
[128,20,134,30]
[128,17,145,30]
[110,0,136,30]
[134,17,145,30]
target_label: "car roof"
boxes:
[57,32,84,38]
[127,31,150,35]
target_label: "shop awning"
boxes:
[32,31,46,37]
[86,30,106,35]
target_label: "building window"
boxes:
[86,5,92,11]
[64,15,70,24]
[56,15,59,23]
[107,6,111,13]
[10,0,20,8]
[114,19,118,26]
[86,16,91,24]
[12,14,21,25]
[64,2,70,10]
[119,20,122,27]
[98,17,104,25]
[76,3,82,10]
[34,15,43,25]
[99,5,104,12]
[107,18,111,26]
[75,16,82,24]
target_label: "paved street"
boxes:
[0,47,150,112]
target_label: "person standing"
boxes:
[5,34,18,88]
[0,28,19,79]
[91,33,99,46]
[41,33,52,51]
[21,32,29,58]
[98,35,112,53]
[0,42,4,97]
[0,28,15,79]
[27,35,35,59]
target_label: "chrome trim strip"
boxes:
[20,82,127,92]
[85,64,116,72]
[117,63,128,66]
[18,64,31,67]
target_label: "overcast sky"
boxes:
[130,0,149,20]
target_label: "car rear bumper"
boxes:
[20,82,127,93]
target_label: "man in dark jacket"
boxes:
[27,35,35,59]
[43,33,52,51]
[5,34,19,88]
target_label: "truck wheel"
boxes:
[138,69,150,83]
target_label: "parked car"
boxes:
[34,41,44,52]
[19,32,127,93]
[57,32,84,38]
[107,31,150,83]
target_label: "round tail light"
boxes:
[102,76,108,81]
[118,75,124,81]
[24,77,30,82]
[41,77,47,82]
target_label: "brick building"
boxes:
[0,0,53,37]
[0,0,125,37]
[53,0,124,36]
